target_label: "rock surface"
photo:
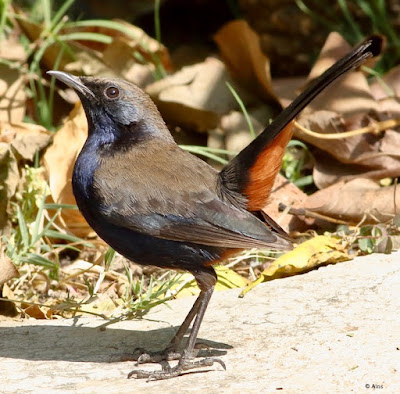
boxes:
[1,252,399,392]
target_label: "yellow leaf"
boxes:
[240,235,351,297]
[166,265,249,298]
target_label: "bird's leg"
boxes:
[132,292,204,364]
[128,267,225,380]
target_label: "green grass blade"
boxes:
[17,206,30,249]
[49,0,75,31]
[58,32,113,44]
[154,0,162,43]
[226,82,255,139]
[41,0,51,29]
[337,0,363,41]
[22,253,56,269]
[43,203,78,210]
[180,146,229,164]
[31,193,46,244]
[42,229,90,244]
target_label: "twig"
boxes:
[294,118,400,140]
[278,203,349,225]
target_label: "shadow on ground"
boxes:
[0,321,231,363]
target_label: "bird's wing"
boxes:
[93,143,293,251]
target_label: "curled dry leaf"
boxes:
[214,19,279,105]
[22,304,53,319]
[43,103,91,237]
[240,235,351,296]
[146,58,257,131]
[96,19,172,74]
[0,244,19,286]
[296,110,400,189]
[304,178,400,224]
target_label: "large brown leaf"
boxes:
[304,179,400,224]
[43,103,91,237]
[214,20,278,105]
[146,58,258,131]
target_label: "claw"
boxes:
[128,357,225,380]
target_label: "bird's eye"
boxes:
[105,86,119,99]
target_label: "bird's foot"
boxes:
[113,346,180,363]
[116,342,210,364]
[128,355,226,381]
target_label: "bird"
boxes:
[48,35,382,380]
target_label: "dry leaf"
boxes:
[146,58,257,131]
[0,34,26,62]
[16,9,169,85]
[22,304,53,319]
[0,141,18,234]
[272,77,307,108]
[0,282,18,317]
[0,245,19,286]
[240,236,351,296]
[0,63,27,123]
[75,19,172,73]
[43,103,91,237]
[101,36,154,86]
[219,105,273,156]
[214,20,279,105]
[304,178,400,224]
[296,110,400,188]
[16,13,74,70]
[304,33,378,117]
[7,122,51,161]
[263,174,309,233]
[292,33,400,189]
[0,121,50,233]
[370,64,400,100]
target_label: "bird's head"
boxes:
[47,71,172,145]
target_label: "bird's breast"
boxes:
[72,139,102,211]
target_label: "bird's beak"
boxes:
[47,71,96,98]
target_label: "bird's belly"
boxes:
[88,215,225,271]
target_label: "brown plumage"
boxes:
[47,35,382,380]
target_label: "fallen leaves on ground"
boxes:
[1,7,399,322]
[304,178,400,224]
[240,235,351,296]
[146,57,257,131]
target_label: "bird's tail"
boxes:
[219,35,383,211]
